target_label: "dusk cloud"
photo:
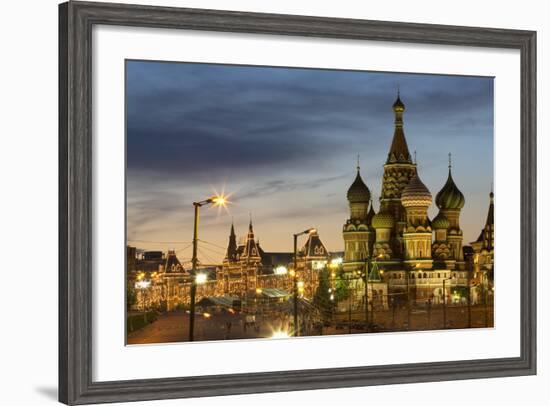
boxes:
[126,60,494,260]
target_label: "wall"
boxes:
[0,0,546,405]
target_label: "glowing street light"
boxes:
[211,194,228,207]
[271,330,290,339]
[330,257,343,268]
[195,273,208,285]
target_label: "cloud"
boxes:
[125,61,494,251]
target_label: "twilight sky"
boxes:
[126,60,494,266]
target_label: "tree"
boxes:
[313,266,335,322]
[126,284,137,311]
[334,275,351,302]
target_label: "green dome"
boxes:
[401,173,432,208]
[347,171,370,203]
[431,212,450,229]
[435,170,465,210]
[372,210,395,229]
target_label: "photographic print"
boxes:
[125,61,495,344]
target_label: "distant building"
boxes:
[217,220,331,299]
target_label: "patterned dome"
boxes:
[431,212,450,229]
[347,171,371,203]
[435,169,465,210]
[401,173,432,207]
[372,210,395,229]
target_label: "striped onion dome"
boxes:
[401,173,432,208]
[435,169,465,210]
[431,212,450,229]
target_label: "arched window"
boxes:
[423,273,427,278]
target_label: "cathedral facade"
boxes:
[343,93,474,306]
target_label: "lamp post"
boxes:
[483,270,489,327]
[292,228,316,337]
[364,256,370,332]
[363,254,383,333]
[443,276,452,329]
[467,261,472,328]
[188,195,227,342]
[427,297,432,329]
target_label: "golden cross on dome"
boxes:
[448,152,452,169]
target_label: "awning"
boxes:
[196,296,239,307]
[260,288,291,298]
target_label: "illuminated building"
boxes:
[218,220,330,299]
[343,93,475,306]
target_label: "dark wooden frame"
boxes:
[59,1,537,404]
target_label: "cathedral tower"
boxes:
[342,162,372,272]
[401,171,433,270]
[434,154,466,267]
[224,222,238,264]
[379,92,418,258]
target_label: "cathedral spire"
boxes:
[387,91,412,164]
[486,188,494,227]
[243,215,260,260]
[226,221,237,261]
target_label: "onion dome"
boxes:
[372,210,395,229]
[431,212,450,229]
[347,168,370,203]
[435,156,465,210]
[393,93,405,112]
[401,172,432,208]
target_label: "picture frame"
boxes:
[59,1,536,404]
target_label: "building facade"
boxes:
[217,221,331,300]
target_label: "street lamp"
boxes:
[442,276,452,329]
[292,228,316,336]
[483,270,489,327]
[363,254,383,333]
[188,194,228,342]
